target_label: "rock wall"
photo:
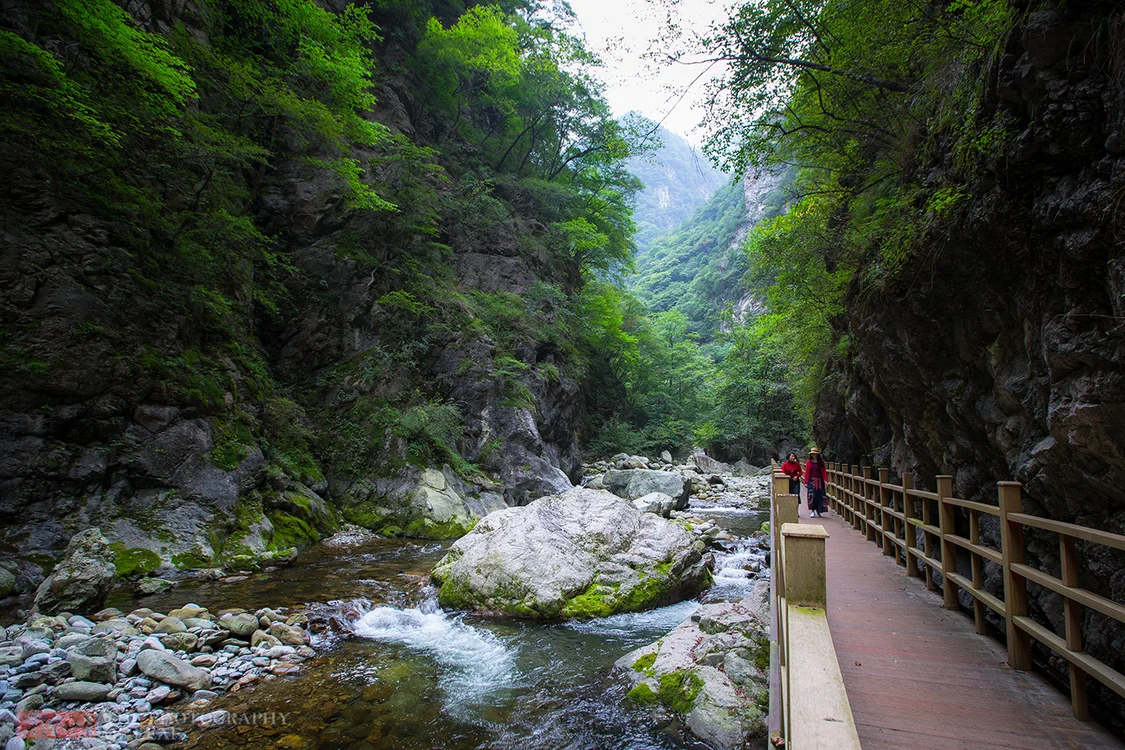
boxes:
[0,0,581,598]
[814,2,1125,731]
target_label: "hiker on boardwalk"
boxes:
[781,452,803,497]
[806,448,829,518]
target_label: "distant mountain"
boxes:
[627,124,728,253]
[629,169,789,340]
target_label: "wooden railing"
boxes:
[769,469,860,748]
[826,462,1125,720]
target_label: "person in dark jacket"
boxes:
[805,448,829,518]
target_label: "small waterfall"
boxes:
[349,596,520,711]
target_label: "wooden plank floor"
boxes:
[799,507,1123,749]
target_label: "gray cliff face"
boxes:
[815,5,1125,729]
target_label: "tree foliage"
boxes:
[651,0,1015,421]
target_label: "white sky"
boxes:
[566,0,730,145]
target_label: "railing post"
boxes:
[775,488,799,601]
[969,509,986,634]
[998,481,1032,671]
[937,475,958,609]
[863,466,876,543]
[878,467,893,557]
[850,465,860,532]
[1060,533,1089,720]
[782,523,829,608]
[922,477,936,592]
[902,472,920,577]
[773,471,790,500]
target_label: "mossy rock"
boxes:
[267,511,319,551]
[658,669,705,715]
[626,682,660,705]
[171,551,213,570]
[404,516,475,539]
[109,543,162,579]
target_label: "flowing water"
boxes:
[114,493,769,750]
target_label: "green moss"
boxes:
[626,683,660,705]
[0,345,51,375]
[378,525,403,537]
[341,503,389,531]
[632,652,657,672]
[262,398,324,482]
[109,542,162,578]
[658,669,705,715]
[559,582,617,619]
[404,516,475,539]
[436,575,477,610]
[171,551,212,569]
[751,634,770,672]
[267,511,319,551]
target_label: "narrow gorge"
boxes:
[1,0,1123,747]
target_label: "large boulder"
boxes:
[603,469,692,510]
[33,529,116,615]
[621,584,769,746]
[632,492,675,517]
[431,487,711,619]
[692,452,731,475]
[616,581,770,749]
[338,466,509,539]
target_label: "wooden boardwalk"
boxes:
[802,507,1123,749]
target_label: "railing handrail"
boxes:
[824,461,1125,720]
[768,463,861,748]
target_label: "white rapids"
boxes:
[352,599,519,710]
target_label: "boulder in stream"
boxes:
[616,580,770,749]
[33,528,116,615]
[602,469,691,510]
[431,487,712,618]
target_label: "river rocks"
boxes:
[602,469,692,510]
[55,681,112,702]
[66,638,117,683]
[161,633,198,652]
[136,650,212,691]
[224,613,260,638]
[0,568,14,599]
[0,599,316,749]
[154,616,186,634]
[616,581,770,749]
[267,622,309,646]
[431,487,712,618]
[632,492,675,517]
[32,529,116,615]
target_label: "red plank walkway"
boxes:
[800,507,1123,749]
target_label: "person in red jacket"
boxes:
[805,448,829,517]
[781,452,803,497]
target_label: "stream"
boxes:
[114,491,770,749]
